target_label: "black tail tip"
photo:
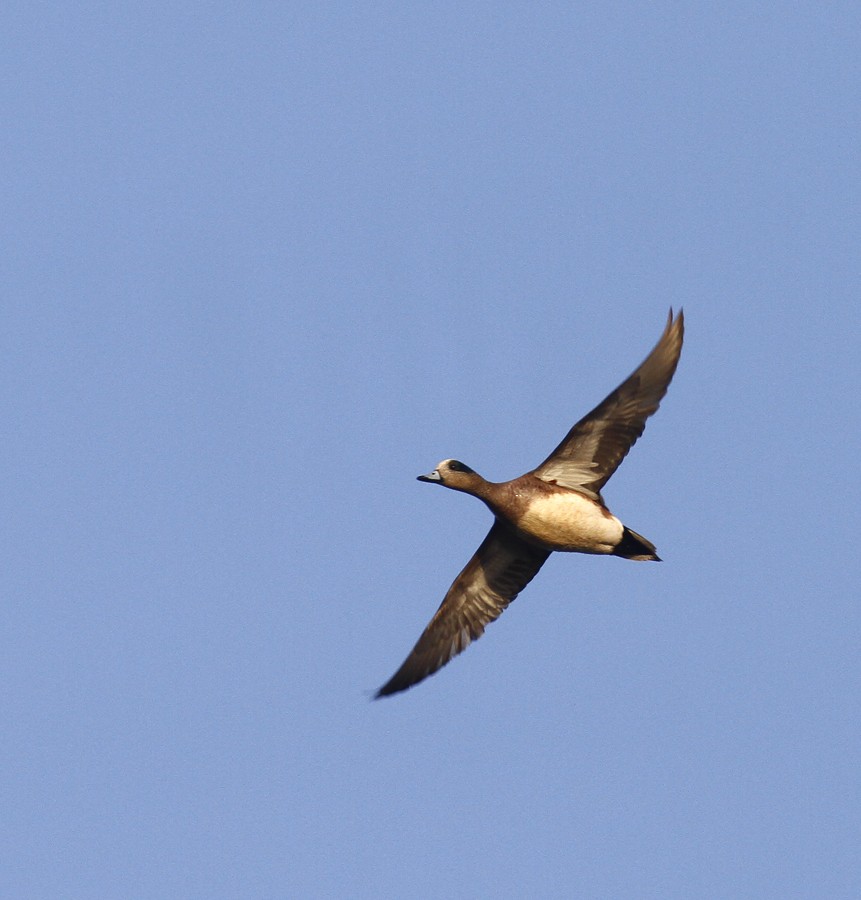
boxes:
[614,527,660,561]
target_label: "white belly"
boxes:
[517,492,623,553]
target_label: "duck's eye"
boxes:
[448,460,474,474]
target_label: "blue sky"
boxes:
[2,3,859,897]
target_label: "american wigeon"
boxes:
[376,309,684,698]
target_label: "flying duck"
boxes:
[376,309,684,697]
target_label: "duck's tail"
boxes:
[613,526,661,562]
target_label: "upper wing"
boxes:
[531,308,684,498]
[375,522,550,698]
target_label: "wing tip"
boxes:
[374,668,430,699]
[661,307,685,361]
[373,680,402,700]
[667,305,684,330]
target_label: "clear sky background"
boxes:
[2,3,858,898]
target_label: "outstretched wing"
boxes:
[532,308,684,499]
[376,522,550,697]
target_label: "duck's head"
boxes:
[417,459,482,493]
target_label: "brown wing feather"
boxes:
[532,308,684,498]
[376,522,550,698]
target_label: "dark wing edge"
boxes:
[375,522,551,698]
[531,308,684,497]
